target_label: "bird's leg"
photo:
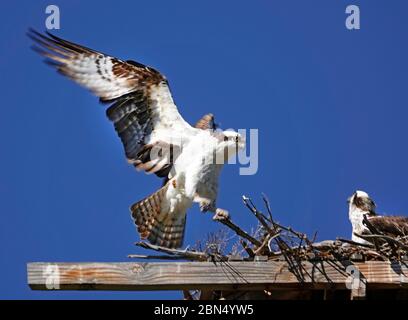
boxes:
[198,198,216,213]
[194,195,229,219]
[194,194,214,213]
[202,202,229,220]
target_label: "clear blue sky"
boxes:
[1,0,408,299]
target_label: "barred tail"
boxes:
[130,183,186,249]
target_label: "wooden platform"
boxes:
[27,260,408,299]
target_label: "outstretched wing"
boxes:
[28,29,195,178]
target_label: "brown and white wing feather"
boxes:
[194,113,216,131]
[28,29,194,178]
[29,30,143,100]
[130,181,188,248]
[367,215,408,237]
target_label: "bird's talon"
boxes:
[213,208,229,220]
[199,200,213,213]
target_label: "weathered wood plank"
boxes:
[27,261,408,291]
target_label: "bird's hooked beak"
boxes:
[347,191,357,204]
[237,133,246,150]
[235,135,240,154]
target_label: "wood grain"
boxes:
[27,261,408,291]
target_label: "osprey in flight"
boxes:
[28,29,245,248]
[348,190,408,245]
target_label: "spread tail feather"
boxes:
[130,183,186,248]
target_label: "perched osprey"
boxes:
[28,29,245,248]
[348,190,408,245]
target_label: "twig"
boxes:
[240,240,255,258]
[364,250,387,259]
[135,242,209,261]
[245,195,308,242]
[336,237,375,249]
[128,254,191,260]
[254,233,279,255]
[311,231,318,243]
[356,234,408,251]
[261,193,274,224]
[243,195,274,234]
[213,214,262,247]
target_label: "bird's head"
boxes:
[216,130,245,162]
[347,190,376,214]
